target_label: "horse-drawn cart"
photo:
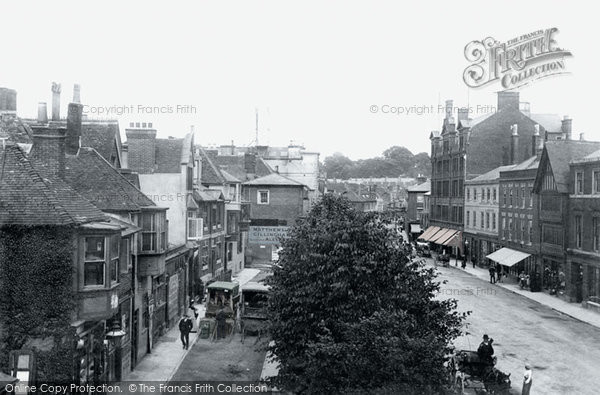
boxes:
[240,281,270,343]
[447,350,511,394]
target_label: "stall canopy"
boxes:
[410,224,422,234]
[418,226,440,241]
[486,247,531,267]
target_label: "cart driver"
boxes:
[477,334,495,365]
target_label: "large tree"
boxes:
[266,195,467,394]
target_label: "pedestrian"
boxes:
[489,265,496,284]
[477,334,494,366]
[496,264,503,283]
[522,364,532,395]
[178,314,193,349]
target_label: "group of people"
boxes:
[477,334,532,395]
[488,263,505,284]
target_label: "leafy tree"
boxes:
[266,195,467,394]
[324,152,355,179]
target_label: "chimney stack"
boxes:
[497,91,520,111]
[580,132,585,141]
[457,107,469,122]
[66,102,83,155]
[561,116,572,140]
[510,124,519,165]
[37,102,48,123]
[0,88,17,114]
[125,124,157,174]
[30,125,67,178]
[51,82,61,121]
[244,152,257,178]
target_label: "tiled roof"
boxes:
[544,140,600,193]
[198,147,225,184]
[212,155,273,181]
[0,116,33,144]
[0,143,107,226]
[64,148,156,212]
[572,149,600,164]
[466,165,516,184]
[242,172,305,186]
[155,138,184,173]
[80,121,121,164]
[220,169,240,183]
[504,155,539,172]
[407,180,430,192]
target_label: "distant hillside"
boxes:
[323,146,430,180]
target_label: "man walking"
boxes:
[179,314,193,350]
[489,264,496,284]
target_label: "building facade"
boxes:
[567,149,600,304]
[464,166,512,266]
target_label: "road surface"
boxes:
[435,263,600,394]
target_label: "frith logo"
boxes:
[463,28,572,90]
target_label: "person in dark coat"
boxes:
[179,314,193,349]
[489,265,496,284]
[496,264,503,283]
[477,334,494,365]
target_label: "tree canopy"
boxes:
[266,195,467,394]
[324,146,431,180]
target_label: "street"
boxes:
[435,262,600,395]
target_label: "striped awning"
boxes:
[429,228,455,244]
[418,226,441,241]
[442,231,462,247]
[486,247,531,267]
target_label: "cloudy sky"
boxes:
[0,1,597,159]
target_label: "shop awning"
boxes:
[410,224,422,234]
[429,228,455,244]
[442,231,462,247]
[486,247,530,267]
[418,226,440,241]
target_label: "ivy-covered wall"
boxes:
[0,225,77,382]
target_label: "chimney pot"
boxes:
[511,124,518,136]
[510,124,520,165]
[73,84,81,104]
[37,102,48,123]
[51,82,61,121]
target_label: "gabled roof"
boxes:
[64,148,156,212]
[212,155,273,181]
[407,180,430,192]
[0,143,107,226]
[198,147,226,184]
[466,165,516,184]
[506,155,539,172]
[80,121,121,165]
[242,172,305,187]
[537,140,600,193]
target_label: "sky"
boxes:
[0,1,598,160]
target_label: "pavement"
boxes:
[439,257,600,329]
[114,268,265,387]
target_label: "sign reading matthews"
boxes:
[249,226,290,245]
[463,28,572,90]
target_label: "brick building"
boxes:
[567,148,600,304]
[427,92,562,255]
[533,139,600,300]
[242,173,309,263]
[406,179,430,239]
